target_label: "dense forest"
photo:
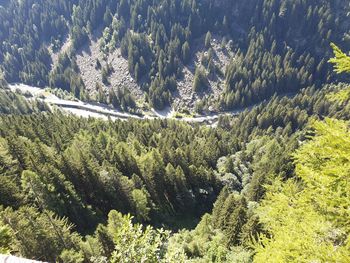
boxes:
[0,0,349,111]
[0,43,350,261]
[1,0,350,262]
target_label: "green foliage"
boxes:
[255,119,350,262]
[2,5,350,257]
[131,188,151,222]
[108,211,169,263]
[251,45,350,261]
[49,53,85,98]
[109,87,136,111]
[0,0,68,86]
[0,224,12,254]
[1,206,80,262]
[205,31,212,48]
[1,0,346,110]
[2,77,350,261]
[167,213,253,262]
[182,42,191,64]
[327,87,350,104]
[329,43,350,74]
[193,67,209,92]
[96,82,107,103]
[61,210,171,263]
[177,81,350,262]
[0,87,49,115]
[327,45,350,103]
[0,112,232,233]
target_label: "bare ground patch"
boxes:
[76,34,144,101]
[174,34,235,111]
[48,35,72,68]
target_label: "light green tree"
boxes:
[0,224,12,254]
[132,188,151,222]
[254,44,350,263]
[329,43,350,74]
[107,210,169,263]
[254,119,350,262]
[328,44,350,102]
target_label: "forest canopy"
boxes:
[1,0,350,262]
[0,0,349,111]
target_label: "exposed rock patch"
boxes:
[174,34,235,111]
[48,35,72,68]
[76,33,144,101]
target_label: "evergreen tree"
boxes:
[181,41,191,64]
[205,31,212,48]
[193,67,209,92]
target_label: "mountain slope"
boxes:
[1,0,349,112]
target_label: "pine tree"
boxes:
[205,31,212,48]
[193,67,209,92]
[181,41,191,64]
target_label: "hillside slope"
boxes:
[1,0,349,112]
